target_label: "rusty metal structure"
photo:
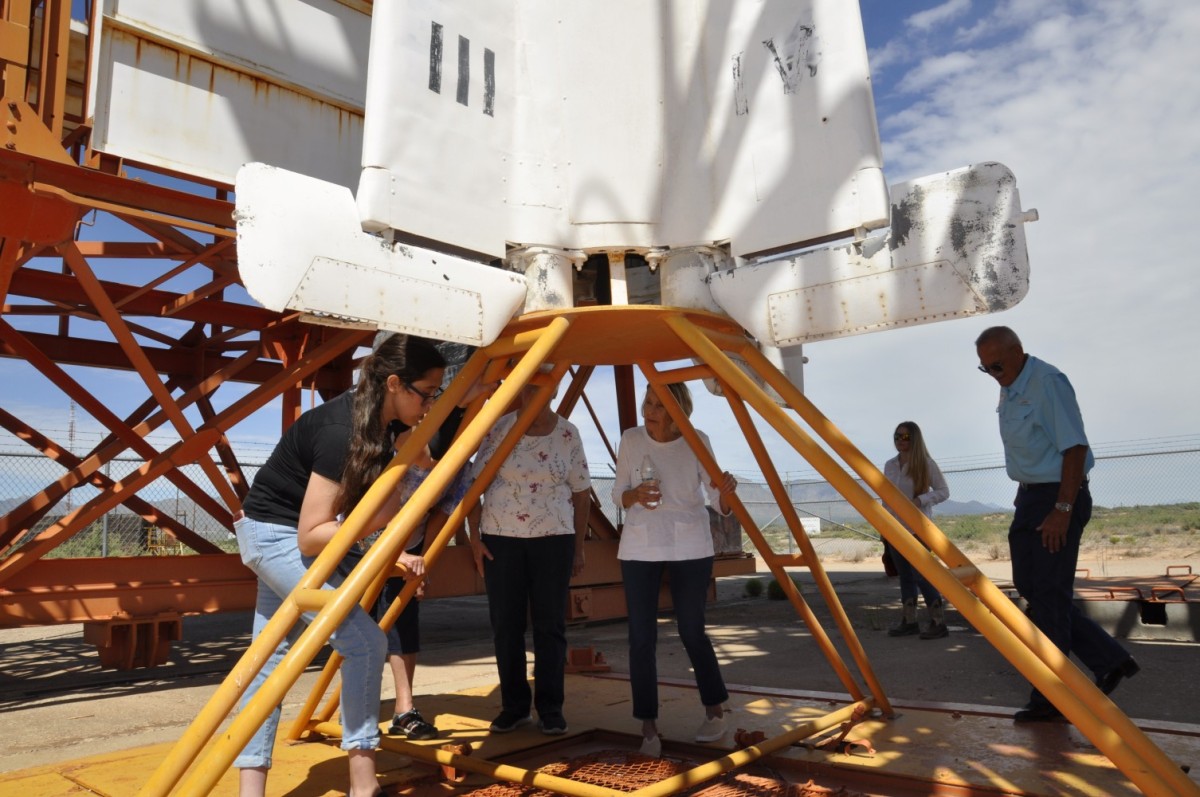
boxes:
[1,0,359,662]
[0,0,760,668]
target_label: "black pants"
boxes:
[482,533,575,718]
[1009,481,1127,705]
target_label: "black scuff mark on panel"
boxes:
[888,186,923,251]
[762,20,817,94]
[483,48,496,117]
[456,35,470,106]
[950,217,967,253]
[534,266,564,307]
[429,22,443,94]
[732,53,748,116]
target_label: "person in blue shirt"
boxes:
[975,326,1138,723]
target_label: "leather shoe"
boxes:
[1096,657,1140,695]
[1013,702,1063,723]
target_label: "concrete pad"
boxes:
[5,674,1197,796]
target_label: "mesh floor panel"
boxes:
[445,749,864,797]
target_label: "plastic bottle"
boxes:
[640,454,660,509]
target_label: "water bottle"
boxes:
[640,454,660,509]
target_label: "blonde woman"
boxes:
[883,421,950,639]
[612,382,737,757]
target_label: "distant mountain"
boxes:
[939,499,1007,516]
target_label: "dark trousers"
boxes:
[882,538,942,607]
[1009,481,1127,706]
[482,533,575,718]
[621,557,729,720]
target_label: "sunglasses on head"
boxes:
[893,432,911,442]
[977,361,1004,375]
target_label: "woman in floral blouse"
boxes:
[468,374,591,736]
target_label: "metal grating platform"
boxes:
[424,749,861,797]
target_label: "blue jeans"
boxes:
[483,533,575,718]
[882,538,942,607]
[622,557,728,720]
[1009,482,1127,706]
[234,517,386,769]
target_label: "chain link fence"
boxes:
[2,435,1198,561]
[739,443,1200,562]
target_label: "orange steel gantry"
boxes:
[0,1,367,640]
[0,0,748,669]
[0,0,367,661]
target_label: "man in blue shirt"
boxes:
[975,326,1138,722]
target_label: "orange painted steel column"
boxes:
[730,339,1195,797]
[155,316,572,797]
[723,386,889,712]
[655,318,892,715]
[637,359,869,704]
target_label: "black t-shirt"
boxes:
[242,391,467,528]
[243,391,357,527]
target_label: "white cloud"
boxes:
[814,0,1200,469]
[906,0,973,32]
[866,37,908,76]
[896,50,978,93]
[569,3,1200,479]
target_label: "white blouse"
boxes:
[611,426,725,562]
[883,454,950,529]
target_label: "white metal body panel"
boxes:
[709,163,1032,345]
[356,0,513,249]
[235,163,527,347]
[357,0,887,258]
[87,0,368,187]
[561,0,665,229]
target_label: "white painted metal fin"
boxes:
[234,163,527,347]
[708,162,1032,346]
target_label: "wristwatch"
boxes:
[1054,501,1073,513]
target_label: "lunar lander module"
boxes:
[1,1,1194,794]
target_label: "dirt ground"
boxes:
[1,550,1196,775]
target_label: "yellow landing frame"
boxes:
[139,306,1197,797]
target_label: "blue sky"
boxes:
[3,0,1198,493]
[576,0,1200,481]
[795,0,1200,471]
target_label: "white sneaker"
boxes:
[639,734,662,757]
[695,715,726,743]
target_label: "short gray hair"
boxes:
[975,326,1021,349]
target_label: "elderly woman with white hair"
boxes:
[612,381,738,757]
[468,367,591,736]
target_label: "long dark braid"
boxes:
[334,334,445,518]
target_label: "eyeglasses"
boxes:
[977,361,1004,375]
[893,433,911,442]
[404,382,443,404]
